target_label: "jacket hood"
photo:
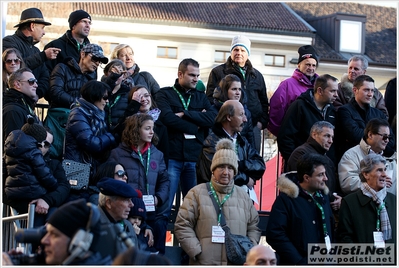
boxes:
[278,171,329,198]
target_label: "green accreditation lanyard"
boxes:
[106,95,121,125]
[376,202,385,231]
[306,191,328,237]
[210,182,234,224]
[173,86,191,110]
[138,147,151,194]
[21,98,35,116]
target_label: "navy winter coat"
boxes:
[4,130,58,201]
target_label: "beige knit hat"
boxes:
[210,138,238,175]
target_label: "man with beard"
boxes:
[266,153,335,265]
[44,10,94,78]
[197,100,265,190]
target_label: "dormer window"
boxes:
[339,20,362,53]
[307,13,366,54]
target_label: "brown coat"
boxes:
[174,178,261,265]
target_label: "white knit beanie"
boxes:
[210,138,238,175]
[231,35,251,56]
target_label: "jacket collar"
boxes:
[306,136,328,155]
[278,171,329,199]
[15,29,36,45]
[211,122,245,147]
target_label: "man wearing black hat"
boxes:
[44,10,94,77]
[3,7,61,101]
[269,45,320,137]
[40,198,113,265]
[96,177,139,259]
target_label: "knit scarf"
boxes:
[137,108,161,122]
[360,182,391,240]
[76,98,107,136]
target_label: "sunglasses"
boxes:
[37,140,52,149]
[375,133,392,141]
[115,170,126,177]
[102,95,109,101]
[19,78,37,86]
[90,54,102,64]
[5,58,21,64]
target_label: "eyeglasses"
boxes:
[5,58,21,64]
[37,140,52,149]
[19,78,37,86]
[375,133,392,141]
[102,95,109,101]
[115,170,126,177]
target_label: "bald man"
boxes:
[244,245,277,266]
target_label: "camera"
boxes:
[8,227,47,265]
[15,226,47,244]
[9,252,45,265]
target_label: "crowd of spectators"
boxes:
[2,6,396,266]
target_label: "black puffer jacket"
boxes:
[2,88,40,142]
[4,153,71,214]
[4,130,58,201]
[49,57,94,108]
[196,122,266,186]
[3,30,50,100]
[206,56,269,128]
[44,30,92,75]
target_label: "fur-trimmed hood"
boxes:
[277,171,329,198]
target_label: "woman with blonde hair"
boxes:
[110,44,160,95]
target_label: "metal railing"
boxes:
[2,204,35,254]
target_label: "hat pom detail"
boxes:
[215,138,235,151]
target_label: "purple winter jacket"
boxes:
[268,69,318,136]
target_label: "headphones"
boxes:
[62,202,101,265]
